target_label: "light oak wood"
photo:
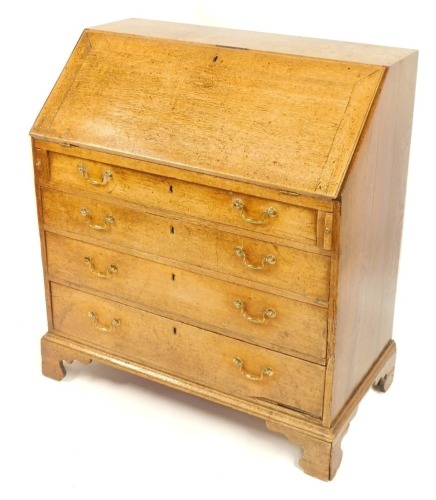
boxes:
[35,139,334,213]
[42,336,92,380]
[48,151,321,245]
[266,419,349,481]
[373,343,396,393]
[330,51,418,419]
[45,232,328,362]
[31,20,417,480]
[43,168,319,246]
[31,30,383,199]
[42,188,330,301]
[266,346,400,480]
[50,282,326,417]
[40,332,396,480]
[93,18,414,66]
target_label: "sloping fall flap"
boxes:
[31,29,384,199]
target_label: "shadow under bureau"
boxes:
[31,19,417,480]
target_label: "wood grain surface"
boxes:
[93,18,415,66]
[47,151,320,245]
[330,51,418,419]
[32,19,418,481]
[31,29,384,198]
[50,282,326,417]
[45,232,328,362]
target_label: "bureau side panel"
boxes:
[32,140,53,331]
[330,52,418,420]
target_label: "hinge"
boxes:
[215,44,249,51]
[278,190,300,197]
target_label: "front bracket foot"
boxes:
[41,333,92,381]
[266,420,350,481]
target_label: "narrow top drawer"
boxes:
[46,152,319,246]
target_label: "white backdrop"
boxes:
[1,1,434,498]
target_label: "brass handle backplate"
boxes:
[232,198,277,225]
[84,257,118,278]
[77,163,113,186]
[233,299,276,324]
[87,310,120,332]
[234,246,276,270]
[232,357,274,381]
[80,208,115,230]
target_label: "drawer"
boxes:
[48,152,318,245]
[50,282,325,418]
[45,232,328,362]
[42,189,330,302]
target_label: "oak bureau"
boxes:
[31,19,417,480]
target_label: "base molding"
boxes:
[41,332,397,480]
[266,341,396,480]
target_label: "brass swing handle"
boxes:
[84,257,118,279]
[233,357,274,381]
[80,208,115,231]
[234,246,276,270]
[232,198,277,225]
[87,310,120,332]
[233,299,276,324]
[77,163,113,186]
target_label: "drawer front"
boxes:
[48,152,318,245]
[42,189,329,302]
[50,282,325,417]
[46,233,327,361]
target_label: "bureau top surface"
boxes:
[31,19,399,199]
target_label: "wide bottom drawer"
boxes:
[50,282,325,418]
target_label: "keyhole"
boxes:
[212,55,219,62]
[172,327,177,335]
[168,185,173,193]
[171,273,176,281]
[170,225,175,234]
